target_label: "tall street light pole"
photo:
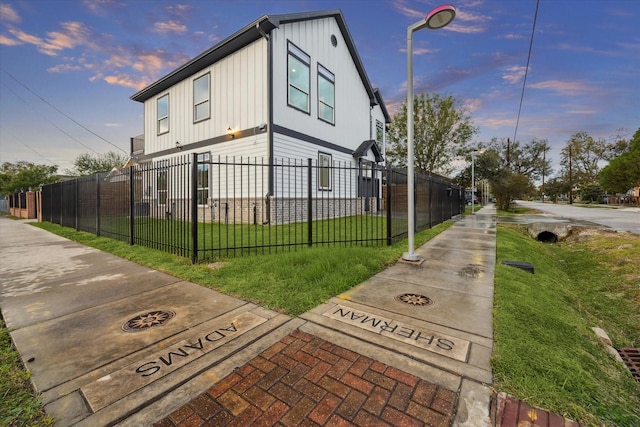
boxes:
[471,151,476,214]
[404,4,456,262]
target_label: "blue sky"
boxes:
[1,0,638,174]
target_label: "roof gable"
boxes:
[130,9,383,111]
[353,139,383,163]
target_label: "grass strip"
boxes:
[0,315,53,427]
[492,224,640,426]
[31,220,452,316]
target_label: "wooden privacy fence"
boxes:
[40,154,465,262]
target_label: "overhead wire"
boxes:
[1,80,100,155]
[0,125,59,167]
[0,67,128,155]
[512,0,540,145]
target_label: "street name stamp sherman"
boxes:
[80,311,266,413]
[323,305,470,362]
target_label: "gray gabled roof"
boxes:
[374,88,391,124]
[130,10,382,109]
[353,139,383,163]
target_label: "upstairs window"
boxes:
[376,120,384,150]
[318,64,335,124]
[194,74,210,122]
[157,94,169,135]
[288,42,310,113]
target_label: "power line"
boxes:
[0,125,59,167]
[1,80,99,155]
[512,0,539,144]
[0,67,128,155]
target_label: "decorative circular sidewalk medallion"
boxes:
[395,293,434,306]
[122,310,175,332]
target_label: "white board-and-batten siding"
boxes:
[271,17,373,158]
[142,38,269,157]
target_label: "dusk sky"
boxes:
[1,0,638,175]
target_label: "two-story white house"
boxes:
[130,10,390,223]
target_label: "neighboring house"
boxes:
[129,9,391,222]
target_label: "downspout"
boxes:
[369,105,373,141]
[257,19,273,224]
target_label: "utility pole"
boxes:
[507,138,511,168]
[568,145,573,204]
[541,149,545,203]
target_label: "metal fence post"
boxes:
[75,178,79,231]
[191,153,198,263]
[129,166,135,246]
[386,166,392,246]
[96,174,101,236]
[307,158,312,247]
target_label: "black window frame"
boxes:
[287,41,311,114]
[317,63,335,125]
[318,152,332,191]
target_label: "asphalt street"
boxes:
[515,200,639,235]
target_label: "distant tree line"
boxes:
[0,151,126,196]
[385,91,639,210]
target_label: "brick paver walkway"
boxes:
[153,329,455,427]
[493,393,585,427]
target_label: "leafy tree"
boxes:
[386,93,477,175]
[604,128,632,160]
[0,161,58,195]
[579,183,604,203]
[454,137,551,210]
[67,151,128,176]
[544,177,569,203]
[599,128,640,193]
[506,138,553,181]
[560,131,607,188]
[492,171,533,211]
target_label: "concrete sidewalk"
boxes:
[1,209,498,426]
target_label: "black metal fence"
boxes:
[41,154,465,262]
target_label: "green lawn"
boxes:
[492,224,640,426]
[32,220,451,316]
[12,213,640,426]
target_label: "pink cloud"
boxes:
[0,4,21,23]
[502,65,527,84]
[529,80,593,96]
[0,34,21,46]
[153,20,187,34]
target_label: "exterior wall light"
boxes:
[227,127,235,138]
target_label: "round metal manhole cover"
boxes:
[395,293,434,306]
[122,310,175,332]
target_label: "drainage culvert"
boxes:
[526,222,570,243]
[536,230,558,243]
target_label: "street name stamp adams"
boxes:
[323,305,470,362]
[80,311,266,413]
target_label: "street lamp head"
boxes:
[425,4,456,29]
